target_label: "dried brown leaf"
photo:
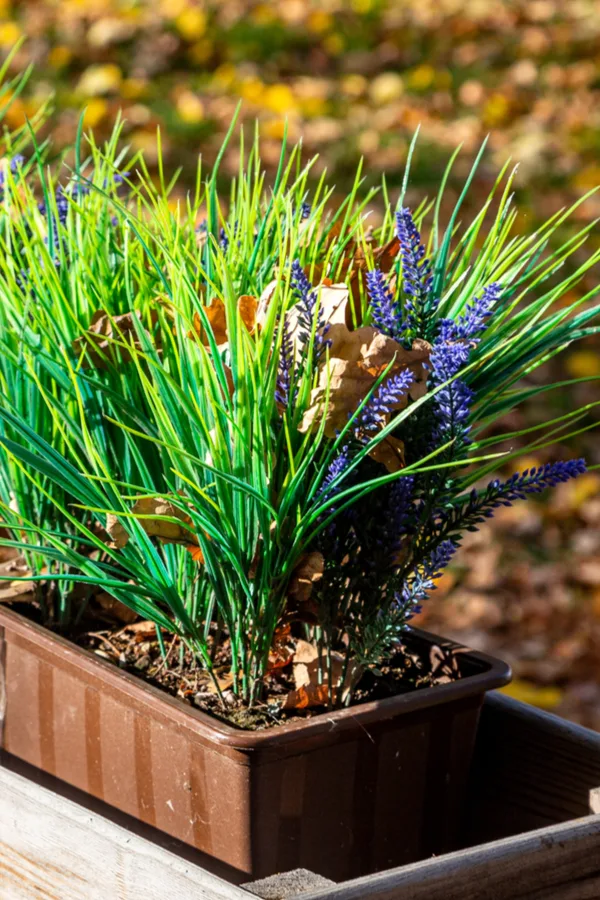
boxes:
[72,309,160,369]
[106,496,196,549]
[238,294,258,332]
[287,551,324,604]
[281,638,361,710]
[94,592,138,624]
[255,279,279,327]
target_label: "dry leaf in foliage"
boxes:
[281,638,360,710]
[94,591,138,624]
[190,297,227,344]
[118,619,160,642]
[186,544,205,563]
[267,622,295,672]
[72,310,160,369]
[369,435,406,473]
[106,496,196,549]
[255,279,279,327]
[314,237,400,317]
[287,551,325,604]
[206,668,235,694]
[238,295,258,332]
[189,295,258,345]
[289,281,350,352]
[300,335,429,439]
[0,551,35,603]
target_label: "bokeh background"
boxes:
[3,0,600,725]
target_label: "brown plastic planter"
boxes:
[0,605,510,882]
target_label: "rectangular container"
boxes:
[0,604,510,881]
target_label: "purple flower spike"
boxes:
[275,315,294,406]
[438,282,501,344]
[358,368,415,434]
[366,268,405,340]
[290,259,330,359]
[395,206,435,338]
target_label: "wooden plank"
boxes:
[0,757,251,900]
[467,691,600,842]
[299,815,600,900]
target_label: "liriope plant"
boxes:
[0,123,598,711]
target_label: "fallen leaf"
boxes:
[267,622,294,672]
[186,544,205,563]
[287,551,324,604]
[299,333,428,441]
[368,435,406,472]
[119,619,160,641]
[94,591,138,624]
[206,669,235,694]
[238,294,258,332]
[72,309,160,369]
[189,295,259,345]
[281,638,361,709]
[499,679,563,710]
[106,496,196,549]
[190,297,227,344]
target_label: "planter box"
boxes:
[1,693,600,899]
[0,605,508,881]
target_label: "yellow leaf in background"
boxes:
[3,97,25,129]
[341,74,367,98]
[121,77,148,100]
[188,39,212,65]
[299,96,327,118]
[176,90,204,124]
[83,98,108,128]
[566,350,600,379]
[573,165,600,192]
[176,7,207,40]
[213,63,236,89]
[239,77,264,104]
[499,679,563,711]
[436,69,453,90]
[159,0,187,18]
[48,46,72,69]
[307,11,332,33]
[508,455,540,475]
[407,64,435,91]
[323,33,344,55]
[0,22,20,47]
[87,16,135,48]
[263,84,295,115]
[264,117,287,140]
[569,473,600,507]
[484,92,510,126]
[77,64,122,97]
[369,72,404,106]
[251,4,276,25]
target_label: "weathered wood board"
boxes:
[299,816,600,900]
[0,756,251,900]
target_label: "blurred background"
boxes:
[3,0,600,726]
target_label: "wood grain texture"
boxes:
[299,816,600,900]
[0,760,250,900]
[467,692,600,843]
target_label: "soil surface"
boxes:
[5,581,467,730]
[75,622,467,730]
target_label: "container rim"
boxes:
[0,605,511,751]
